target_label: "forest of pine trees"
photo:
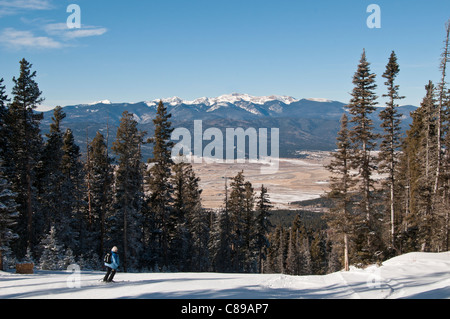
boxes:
[0,21,449,275]
[326,20,450,270]
[0,64,275,273]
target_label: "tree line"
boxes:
[0,59,273,272]
[326,20,450,271]
[1,20,449,275]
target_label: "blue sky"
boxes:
[0,0,449,110]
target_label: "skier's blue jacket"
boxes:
[105,251,119,270]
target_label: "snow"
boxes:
[203,93,298,106]
[278,158,320,166]
[187,97,211,106]
[1,252,449,299]
[306,98,333,103]
[144,97,183,107]
[144,93,299,110]
[162,97,184,106]
[268,193,320,204]
[87,99,111,105]
[144,101,158,107]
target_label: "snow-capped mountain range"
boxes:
[41,93,417,157]
[76,93,336,120]
[141,93,330,117]
[146,93,301,107]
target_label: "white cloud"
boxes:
[44,22,108,39]
[44,22,70,33]
[65,27,108,39]
[0,1,108,50]
[0,0,52,16]
[0,27,63,49]
[0,23,108,50]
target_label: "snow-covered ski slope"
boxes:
[1,252,449,299]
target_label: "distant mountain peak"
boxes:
[143,93,299,108]
[210,93,299,105]
[305,98,333,103]
[87,99,111,105]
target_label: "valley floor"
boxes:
[194,152,332,209]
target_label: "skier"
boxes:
[103,246,120,282]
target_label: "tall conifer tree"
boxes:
[86,131,114,258]
[434,20,450,195]
[183,163,208,271]
[326,114,357,271]
[60,128,86,254]
[227,171,246,272]
[37,107,65,236]
[146,101,174,268]
[379,51,404,252]
[254,184,272,273]
[112,111,145,272]
[347,50,381,264]
[7,59,44,255]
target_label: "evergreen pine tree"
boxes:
[39,226,63,270]
[411,83,439,252]
[397,98,427,252]
[170,157,209,271]
[172,156,210,271]
[111,111,145,272]
[86,131,114,258]
[397,82,441,252]
[325,114,357,271]
[310,232,326,275]
[61,248,76,270]
[379,51,404,252]
[432,20,450,252]
[285,228,312,276]
[285,230,298,275]
[36,106,65,239]
[0,160,19,271]
[242,181,256,272]
[254,184,273,273]
[298,236,312,276]
[170,159,191,270]
[347,49,381,264]
[227,171,246,272]
[291,214,307,242]
[184,167,209,272]
[6,59,44,256]
[59,129,86,254]
[209,178,232,272]
[265,225,282,273]
[434,20,450,195]
[145,101,174,268]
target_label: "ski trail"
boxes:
[334,272,362,299]
[322,272,361,299]
[383,278,405,299]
